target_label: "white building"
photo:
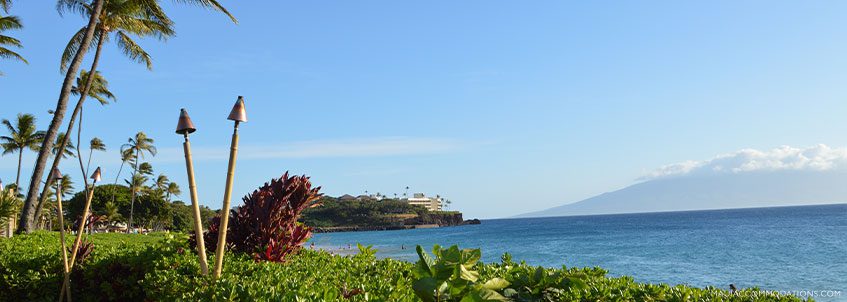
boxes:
[406,193,443,212]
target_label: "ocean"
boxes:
[312,204,847,301]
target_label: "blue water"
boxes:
[313,204,847,301]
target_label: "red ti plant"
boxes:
[202,172,322,262]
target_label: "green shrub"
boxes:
[0,232,810,301]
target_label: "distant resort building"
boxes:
[336,192,445,211]
[406,193,443,212]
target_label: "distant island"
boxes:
[517,170,847,218]
[301,193,480,232]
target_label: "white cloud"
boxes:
[155,137,474,162]
[642,144,847,180]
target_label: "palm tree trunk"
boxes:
[86,144,94,177]
[17,0,105,234]
[127,147,139,233]
[15,148,22,189]
[31,27,107,228]
[111,160,125,205]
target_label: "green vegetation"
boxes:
[1,113,44,188]
[0,232,807,301]
[302,197,464,228]
[63,183,216,232]
[0,13,27,76]
[17,0,236,234]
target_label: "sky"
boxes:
[2,1,847,219]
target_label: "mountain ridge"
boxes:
[516,170,847,218]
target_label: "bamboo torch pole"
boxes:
[213,96,247,279]
[54,169,72,302]
[68,167,100,268]
[61,168,99,300]
[176,108,209,275]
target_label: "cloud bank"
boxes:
[642,144,847,180]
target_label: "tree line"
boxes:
[0,0,236,234]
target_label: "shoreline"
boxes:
[312,219,481,233]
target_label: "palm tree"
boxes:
[85,137,106,176]
[1,187,21,237]
[51,132,76,159]
[124,174,148,192]
[16,0,104,234]
[109,148,133,205]
[1,114,44,189]
[123,173,148,231]
[138,162,153,176]
[101,201,121,227]
[50,174,75,199]
[151,174,168,197]
[165,182,180,202]
[20,0,234,233]
[0,14,27,76]
[121,131,155,232]
[154,175,168,190]
[72,69,113,186]
[29,70,115,231]
[72,70,116,104]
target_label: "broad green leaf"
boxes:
[462,248,482,267]
[477,288,509,301]
[412,277,438,302]
[459,264,480,282]
[481,278,510,290]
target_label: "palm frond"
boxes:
[60,26,102,73]
[0,46,26,63]
[73,69,116,104]
[1,119,15,135]
[170,0,237,23]
[0,15,22,31]
[56,0,91,18]
[115,30,152,69]
[0,35,22,47]
[90,137,106,151]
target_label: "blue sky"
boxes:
[2,1,847,218]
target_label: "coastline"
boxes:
[312,219,481,233]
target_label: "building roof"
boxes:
[339,194,356,200]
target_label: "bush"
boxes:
[201,172,323,262]
[0,232,810,301]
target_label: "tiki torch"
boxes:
[213,96,247,279]
[54,169,73,302]
[69,167,101,268]
[176,108,210,275]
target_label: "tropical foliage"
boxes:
[0,232,808,301]
[0,188,20,230]
[1,113,44,187]
[121,131,155,231]
[201,172,323,262]
[302,197,464,228]
[0,14,26,75]
[64,183,207,232]
[57,0,175,72]
[72,70,115,105]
